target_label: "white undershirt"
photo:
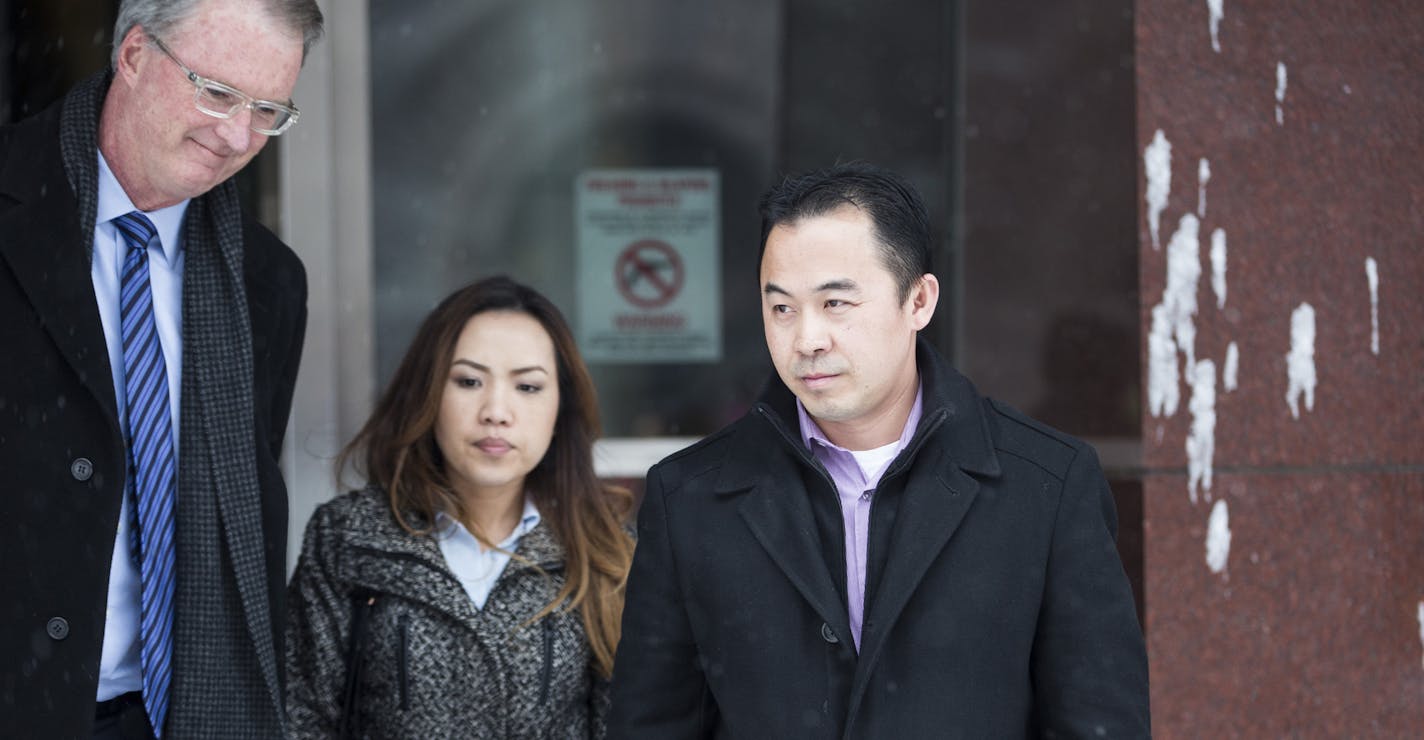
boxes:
[848,440,902,482]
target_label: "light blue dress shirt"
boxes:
[437,497,543,610]
[92,151,189,701]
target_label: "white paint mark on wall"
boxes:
[1145,130,1172,249]
[1417,601,1424,670]
[1224,341,1239,392]
[1148,305,1180,417]
[1366,257,1380,355]
[1207,0,1225,53]
[1210,228,1227,308]
[1206,499,1231,574]
[1165,214,1202,370]
[1275,62,1288,126]
[1187,359,1217,503]
[1197,158,1211,217]
[1286,303,1317,419]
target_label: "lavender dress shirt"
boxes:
[796,385,924,649]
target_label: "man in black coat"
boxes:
[608,163,1151,738]
[0,1,322,737]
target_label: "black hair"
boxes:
[758,162,932,302]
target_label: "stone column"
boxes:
[1135,0,1424,734]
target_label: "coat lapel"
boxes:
[846,448,980,706]
[721,408,855,646]
[843,344,1004,730]
[0,110,117,426]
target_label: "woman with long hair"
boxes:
[286,276,635,738]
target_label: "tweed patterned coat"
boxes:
[286,488,609,739]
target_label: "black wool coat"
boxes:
[608,340,1151,739]
[0,88,306,738]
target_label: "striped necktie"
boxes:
[113,211,175,737]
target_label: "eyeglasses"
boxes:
[150,35,300,136]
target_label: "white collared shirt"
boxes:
[92,150,190,701]
[436,497,542,610]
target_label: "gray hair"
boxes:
[111,0,324,68]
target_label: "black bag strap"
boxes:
[339,589,379,740]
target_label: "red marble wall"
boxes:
[1136,0,1424,735]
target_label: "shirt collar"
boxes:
[96,149,189,269]
[797,381,926,458]
[435,495,542,548]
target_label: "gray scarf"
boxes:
[60,72,283,738]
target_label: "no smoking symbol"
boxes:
[615,239,684,309]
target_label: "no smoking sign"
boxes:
[576,168,721,362]
[616,239,684,309]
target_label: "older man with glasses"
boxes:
[0,1,323,738]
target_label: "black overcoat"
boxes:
[0,90,306,738]
[608,341,1151,738]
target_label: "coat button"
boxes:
[820,622,839,644]
[46,617,69,640]
[71,458,94,481]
